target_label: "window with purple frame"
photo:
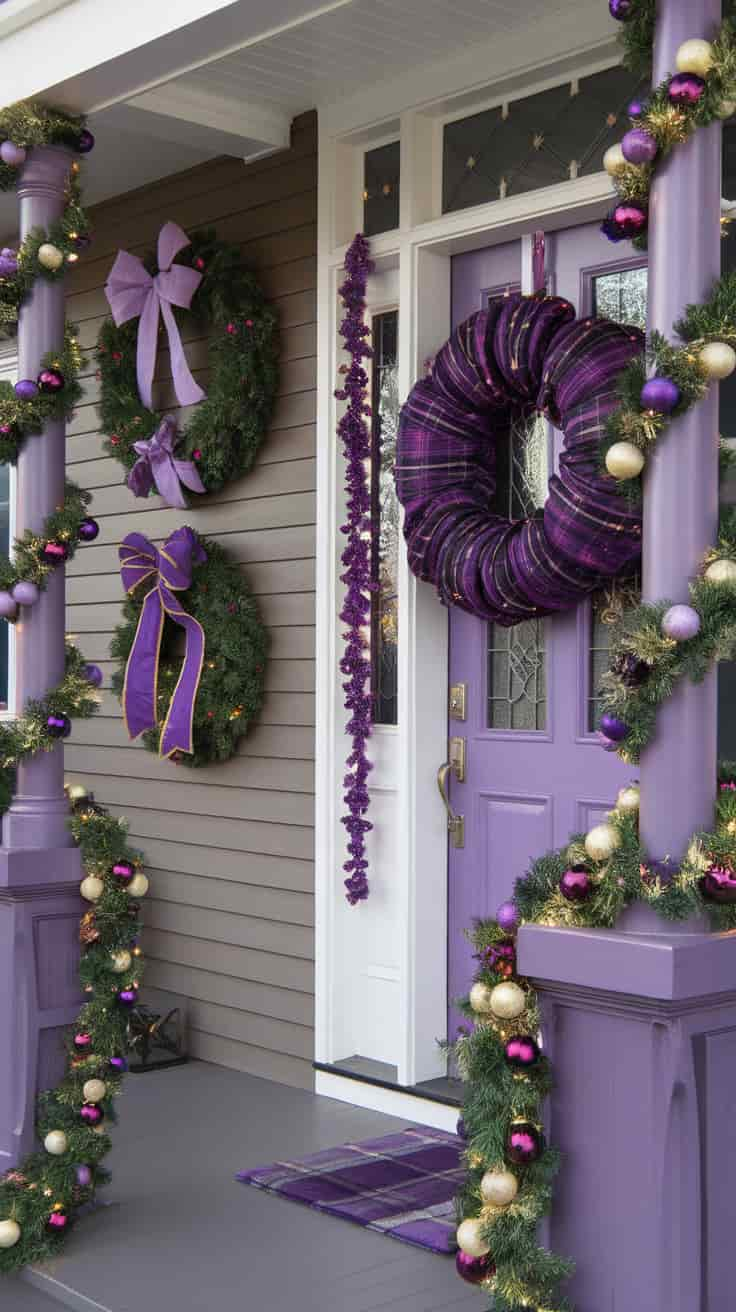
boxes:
[370,310,399,725]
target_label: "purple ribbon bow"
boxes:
[105,221,206,411]
[127,415,206,509]
[119,527,207,758]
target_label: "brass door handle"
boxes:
[437,761,465,848]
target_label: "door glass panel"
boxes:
[592,266,648,330]
[487,413,548,730]
[370,310,399,725]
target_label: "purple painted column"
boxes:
[0,147,83,1169]
[638,0,721,867]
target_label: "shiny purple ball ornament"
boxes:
[699,865,736,904]
[506,1120,544,1166]
[109,1055,128,1074]
[627,99,646,119]
[0,591,17,620]
[599,713,629,742]
[0,141,27,167]
[75,1164,93,1189]
[41,541,69,565]
[608,0,633,18]
[504,1035,541,1069]
[621,127,658,164]
[14,378,38,401]
[496,900,520,933]
[455,1251,496,1286]
[603,203,648,242]
[78,517,100,542]
[117,988,138,1007]
[37,368,65,393]
[112,860,135,882]
[662,604,701,642]
[0,247,18,278]
[11,580,40,607]
[668,73,706,106]
[80,1102,103,1127]
[77,129,95,154]
[46,713,71,739]
[596,731,620,753]
[83,662,103,687]
[559,867,592,902]
[640,376,681,413]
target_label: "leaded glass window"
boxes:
[592,266,648,329]
[363,142,400,237]
[443,65,646,214]
[370,311,399,725]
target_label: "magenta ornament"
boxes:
[75,1164,93,1188]
[80,1102,103,1126]
[506,1120,544,1165]
[699,866,736,903]
[0,591,17,619]
[37,368,65,393]
[41,541,69,565]
[112,860,135,882]
[109,1055,128,1073]
[560,867,593,902]
[608,0,633,17]
[14,378,38,401]
[504,1035,541,1069]
[47,1212,68,1231]
[77,129,95,154]
[627,99,646,119]
[11,580,40,607]
[0,247,18,278]
[640,376,681,413]
[621,127,658,164]
[73,1032,92,1051]
[662,604,701,642]
[613,203,647,236]
[83,662,103,687]
[0,141,26,167]
[496,900,520,933]
[669,73,706,106]
[599,712,629,742]
[455,1251,496,1286]
[78,517,100,542]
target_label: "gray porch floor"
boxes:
[17,1061,478,1312]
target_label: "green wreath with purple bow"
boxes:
[110,526,268,767]
[97,222,279,504]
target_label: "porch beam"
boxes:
[103,88,291,165]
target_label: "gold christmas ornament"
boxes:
[37,242,64,271]
[675,38,715,79]
[616,784,640,814]
[480,1169,519,1207]
[605,441,645,481]
[705,557,736,585]
[82,1079,107,1103]
[0,1219,21,1249]
[489,980,526,1020]
[43,1130,68,1156]
[717,99,736,119]
[79,910,100,946]
[126,872,149,898]
[584,822,620,862]
[456,1217,491,1258]
[66,782,88,802]
[110,949,132,974]
[469,981,495,1013]
[603,143,627,176]
[699,341,736,380]
[80,874,104,902]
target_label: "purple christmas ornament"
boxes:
[0,141,26,167]
[80,1103,103,1127]
[669,73,706,106]
[109,1055,128,1073]
[560,867,592,902]
[14,378,38,401]
[11,580,40,607]
[456,1116,467,1140]
[602,204,647,242]
[41,541,69,565]
[599,713,629,742]
[640,376,680,413]
[662,604,701,642]
[78,517,100,542]
[504,1035,541,1069]
[0,247,18,278]
[112,860,135,882]
[0,591,17,619]
[699,865,736,903]
[47,1212,68,1231]
[597,731,620,753]
[117,988,138,1007]
[456,1251,496,1286]
[506,1120,544,1166]
[75,1165,93,1188]
[83,662,103,687]
[608,0,633,17]
[77,129,95,154]
[37,368,65,393]
[496,900,520,933]
[627,99,646,119]
[621,127,658,164]
[73,1032,92,1051]
[46,713,71,739]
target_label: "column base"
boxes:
[0,846,83,1168]
[518,923,736,1312]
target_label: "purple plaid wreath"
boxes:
[395,294,644,624]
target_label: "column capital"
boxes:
[16,144,74,202]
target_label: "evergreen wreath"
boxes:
[110,533,268,767]
[0,325,84,464]
[97,228,280,498]
[0,101,93,332]
[0,789,148,1272]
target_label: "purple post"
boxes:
[517,5,736,1306]
[0,148,83,1169]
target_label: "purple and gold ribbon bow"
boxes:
[105,221,206,411]
[119,527,207,758]
[127,415,206,509]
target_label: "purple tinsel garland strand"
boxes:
[336,234,375,905]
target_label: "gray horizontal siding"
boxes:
[64,112,318,1089]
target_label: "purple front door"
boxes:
[447,223,648,1035]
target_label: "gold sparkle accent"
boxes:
[466,155,477,170]
[532,133,544,151]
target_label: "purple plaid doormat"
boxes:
[237,1127,463,1255]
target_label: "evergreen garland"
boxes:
[0,645,99,770]
[0,325,84,464]
[0,481,92,596]
[110,535,268,767]
[97,229,280,498]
